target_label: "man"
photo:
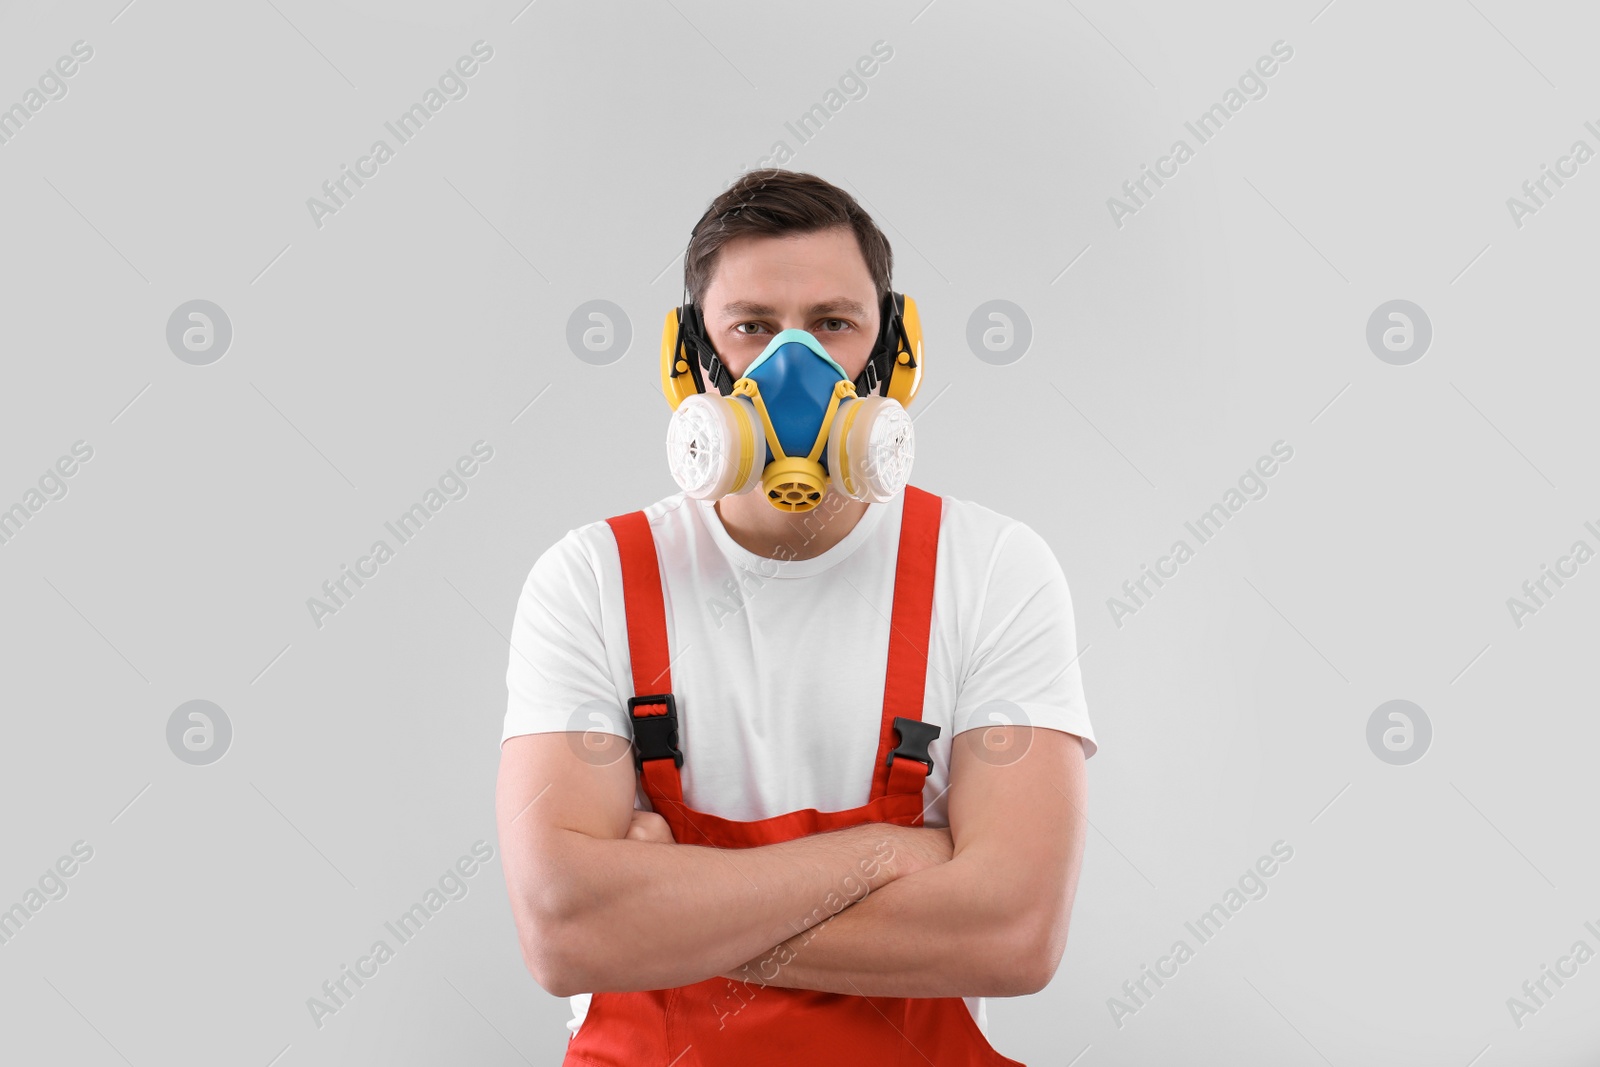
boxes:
[495,169,1097,1065]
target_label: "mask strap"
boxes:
[681,213,737,397]
[807,382,856,461]
[680,301,735,396]
[855,292,905,398]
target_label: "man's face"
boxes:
[699,226,880,382]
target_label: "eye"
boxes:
[732,322,768,337]
[818,319,852,332]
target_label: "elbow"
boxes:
[519,924,582,999]
[528,960,585,1001]
[512,873,597,998]
[1010,950,1059,997]
[989,950,1053,998]
[994,907,1069,996]
[995,949,1057,998]
[519,914,604,999]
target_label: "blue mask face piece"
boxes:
[739,329,851,462]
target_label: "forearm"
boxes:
[527,822,897,994]
[723,850,1051,999]
[731,730,1090,998]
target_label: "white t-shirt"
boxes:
[502,487,1098,1040]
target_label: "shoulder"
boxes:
[526,491,695,586]
[930,491,1065,582]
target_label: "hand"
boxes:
[625,809,676,843]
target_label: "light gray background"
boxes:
[2,0,1596,1064]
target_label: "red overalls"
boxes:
[564,485,1026,1067]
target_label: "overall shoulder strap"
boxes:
[603,509,685,806]
[870,485,944,803]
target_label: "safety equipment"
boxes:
[661,289,925,412]
[664,326,916,512]
[562,485,1027,1066]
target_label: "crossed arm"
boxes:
[495,725,1087,999]
[716,726,1087,997]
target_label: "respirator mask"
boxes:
[665,328,914,512]
[659,273,925,514]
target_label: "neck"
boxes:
[713,487,870,561]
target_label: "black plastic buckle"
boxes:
[885,716,941,773]
[627,693,684,769]
[854,356,880,396]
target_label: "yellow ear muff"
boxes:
[660,308,700,411]
[884,294,924,410]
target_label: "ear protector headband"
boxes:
[660,289,924,413]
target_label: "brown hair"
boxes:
[684,169,893,308]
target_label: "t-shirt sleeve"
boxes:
[501,528,629,746]
[951,520,1098,759]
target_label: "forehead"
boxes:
[704,228,875,309]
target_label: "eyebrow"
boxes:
[719,299,870,319]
